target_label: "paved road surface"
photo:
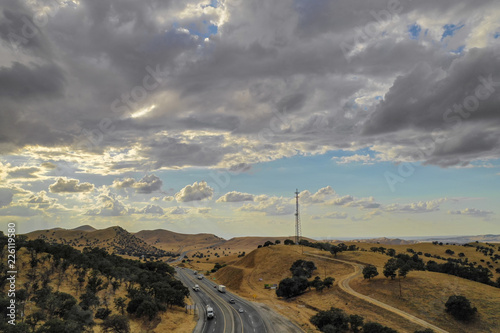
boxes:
[176,267,271,333]
[305,252,449,333]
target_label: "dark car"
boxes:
[229,299,235,304]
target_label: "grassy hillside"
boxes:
[134,229,225,253]
[26,226,174,260]
[338,241,500,281]
[209,245,422,332]
[0,234,195,333]
[206,243,500,333]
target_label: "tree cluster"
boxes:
[310,306,399,333]
[445,295,477,322]
[276,260,335,298]
[0,233,189,333]
[382,253,425,280]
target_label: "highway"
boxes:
[176,267,269,333]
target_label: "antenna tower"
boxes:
[295,189,301,245]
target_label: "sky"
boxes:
[0,0,499,239]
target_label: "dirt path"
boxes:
[305,252,449,333]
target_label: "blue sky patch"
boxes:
[450,45,465,54]
[408,23,421,39]
[441,23,465,40]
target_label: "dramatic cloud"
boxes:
[175,181,213,202]
[1,0,499,236]
[113,175,163,194]
[49,178,95,193]
[0,0,497,170]
[448,208,494,218]
[217,191,255,203]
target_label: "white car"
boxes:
[238,308,244,313]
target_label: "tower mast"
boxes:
[295,189,301,245]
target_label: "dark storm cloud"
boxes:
[0,0,499,169]
[363,47,500,166]
[0,62,65,99]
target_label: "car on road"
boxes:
[229,299,235,304]
[238,308,244,313]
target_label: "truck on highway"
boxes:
[206,305,214,319]
[192,284,200,291]
[217,285,226,293]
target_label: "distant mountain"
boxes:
[25,226,173,259]
[71,225,96,232]
[134,229,225,253]
[337,237,418,245]
[419,234,500,244]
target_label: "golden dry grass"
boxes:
[210,245,500,333]
[351,271,500,333]
[134,229,225,253]
[338,241,500,280]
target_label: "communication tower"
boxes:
[295,189,301,245]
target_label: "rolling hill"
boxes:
[25,226,173,259]
[208,243,500,333]
[134,229,225,253]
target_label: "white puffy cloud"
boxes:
[344,196,381,209]
[299,186,335,204]
[168,207,190,215]
[332,154,377,165]
[217,191,255,203]
[85,193,129,216]
[112,174,163,194]
[327,195,354,206]
[135,204,164,215]
[25,191,55,209]
[175,181,213,202]
[238,196,294,216]
[448,208,493,218]
[196,207,211,214]
[49,178,95,193]
[384,198,447,213]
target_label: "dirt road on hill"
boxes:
[305,252,449,333]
